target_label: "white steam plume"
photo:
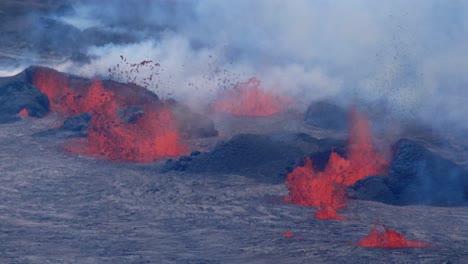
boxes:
[54,0,468,130]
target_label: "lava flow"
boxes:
[212,77,291,117]
[358,224,429,249]
[285,110,388,220]
[33,67,188,162]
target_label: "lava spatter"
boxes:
[212,77,291,117]
[33,67,188,162]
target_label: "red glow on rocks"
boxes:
[33,67,188,162]
[18,108,29,117]
[285,110,388,220]
[283,231,294,238]
[358,225,430,249]
[212,77,291,116]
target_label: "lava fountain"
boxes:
[212,77,291,117]
[358,224,429,249]
[285,110,388,220]
[33,67,188,162]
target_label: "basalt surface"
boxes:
[0,117,467,263]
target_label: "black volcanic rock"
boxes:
[34,112,92,139]
[163,134,303,183]
[117,105,144,124]
[163,133,345,183]
[0,80,49,123]
[347,176,396,204]
[60,112,92,136]
[349,139,468,206]
[304,101,348,130]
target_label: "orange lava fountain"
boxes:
[33,67,188,162]
[285,110,388,220]
[212,77,291,116]
[359,224,430,249]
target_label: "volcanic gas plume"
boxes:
[285,110,388,220]
[212,77,291,117]
[358,224,429,249]
[33,67,188,162]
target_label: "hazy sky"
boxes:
[3,0,468,130]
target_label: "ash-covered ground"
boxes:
[1,116,467,264]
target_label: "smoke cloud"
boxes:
[2,0,468,131]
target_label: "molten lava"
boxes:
[18,108,29,117]
[283,231,295,238]
[33,67,188,162]
[358,224,429,249]
[285,110,388,220]
[212,77,291,116]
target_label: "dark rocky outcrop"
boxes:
[34,112,92,139]
[349,139,468,206]
[59,112,92,137]
[0,79,49,123]
[163,133,345,183]
[117,105,145,124]
[304,101,348,131]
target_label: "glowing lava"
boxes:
[18,108,29,117]
[212,77,291,117]
[358,224,429,249]
[33,67,188,162]
[285,110,388,220]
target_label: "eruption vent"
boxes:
[285,110,388,220]
[358,224,429,249]
[212,77,291,116]
[33,67,188,162]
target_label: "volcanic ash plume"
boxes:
[285,110,388,220]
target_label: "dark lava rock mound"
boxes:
[34,112,92,139]
[163,133,345,183]
[304,101,348,131]
[349,139,468,206]
[0,77,49,123]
